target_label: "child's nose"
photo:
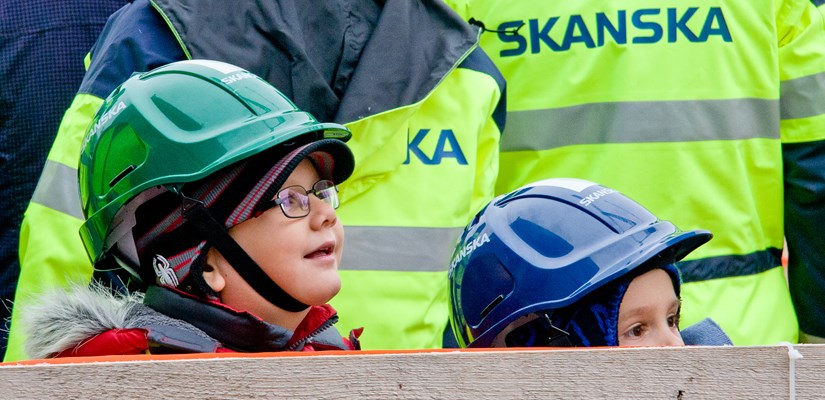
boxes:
[309,194,338,228]
[659,328,685,347]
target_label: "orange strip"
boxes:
[1,346,592,366]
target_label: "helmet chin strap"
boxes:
[180,195,309,313]
[502,313,572,348]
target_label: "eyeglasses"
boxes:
[266,179,339,218]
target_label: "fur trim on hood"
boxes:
[22,282,143,359]
[20,282,214,359]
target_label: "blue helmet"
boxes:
[448,178,712,348]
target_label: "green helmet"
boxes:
[79,59,351,266]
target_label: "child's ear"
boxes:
[202,248,226,293]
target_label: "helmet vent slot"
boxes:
[480,294,504,318]
[109,165,136,187]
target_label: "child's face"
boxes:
[617,268,684,347]
[206,158,344,320]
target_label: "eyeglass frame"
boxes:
[264,179,340,219]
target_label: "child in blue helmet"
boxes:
[448,178,732,348]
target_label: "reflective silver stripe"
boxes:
[30,160,84,219]
[780,72,825,120]
[341,226,463,272]
[501,99,779,152]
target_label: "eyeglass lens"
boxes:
[275,179,338,218]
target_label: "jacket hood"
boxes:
[151,0,478,124]
[21,283,218,359]
[22,283,146,359]
[21,282,349,359]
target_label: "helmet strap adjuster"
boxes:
[504,312,573,348]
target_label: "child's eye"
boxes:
[667,314,680,328]
[627,324,646,338]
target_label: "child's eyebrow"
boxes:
[620,305,655,320]
[671,298,682,312]
[621,298,681,320]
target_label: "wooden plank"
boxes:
[793,344,825,399]
[1,345,822,399]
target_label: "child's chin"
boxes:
[304,281,342,305]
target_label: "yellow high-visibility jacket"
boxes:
[447,0,825,345]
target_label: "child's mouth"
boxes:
[305,242,334,259]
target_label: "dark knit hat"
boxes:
[127,138,353,290]
[547,262,681,347]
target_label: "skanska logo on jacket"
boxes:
[404,128,468,165]
[495,7,731,57]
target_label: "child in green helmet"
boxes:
[22,60,360,357]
